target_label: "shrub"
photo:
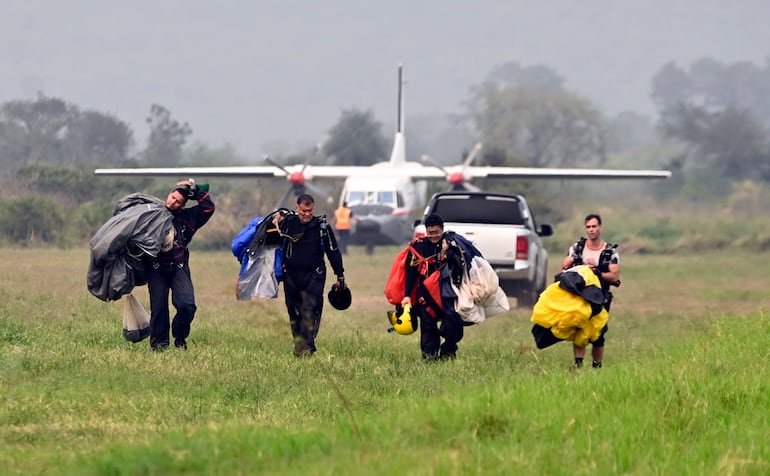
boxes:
[0,196,67,246]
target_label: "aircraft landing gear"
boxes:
[365,241,375,255]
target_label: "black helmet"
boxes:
[122,326,150,343]
[328,283,352,310]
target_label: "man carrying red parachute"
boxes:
[386,214,509,361]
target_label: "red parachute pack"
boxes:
[384,244,420,306]
[384,243,444,320]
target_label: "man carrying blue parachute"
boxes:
[232,194,348,358]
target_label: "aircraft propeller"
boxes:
[422,142,483,191]
[264,147,335,209]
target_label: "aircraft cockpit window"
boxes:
[347,190,398,207]
[378,191,395,206]
[347,191,365,206]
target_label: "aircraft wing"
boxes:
[94,164,671,180]
[336,166,672,181]
[94,166,283,177]
[460,166,672,180]
[308,162,671,180]
[94,164,424,179]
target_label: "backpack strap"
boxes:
[407,243,429,265]
[598,242,621,288]
[599,243,618,270]
[408,241,448,281]
[318,214,334,251]
[572,237,587,265]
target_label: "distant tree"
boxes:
[605,111,658,154]
[66,110,135,167]
[479,146,508,167]
[0,95,75,171]
[142,104,192,166]
[470,85,605,168]
[482,61,565,93]
[0,95,135,172]
[650,62,693,111]
[660,104,770,181]
[652,58,770,182]
[323,109,388,166]
[653,58,770,128]
[0,120,27,174]
[186,142,246,166]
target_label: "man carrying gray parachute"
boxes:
[87,179,215,351]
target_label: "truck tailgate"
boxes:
[443,222,525,264]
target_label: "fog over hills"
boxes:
[1,0,769,157]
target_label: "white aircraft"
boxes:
[95,64,671,253]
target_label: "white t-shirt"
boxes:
[567,240,620,266]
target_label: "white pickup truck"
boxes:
[419,191,553,307]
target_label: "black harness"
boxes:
[572,237,620,288]
[572,237,618,272]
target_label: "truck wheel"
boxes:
[517,281,539,308]
[499,279,516,296]
[519,260,548,308]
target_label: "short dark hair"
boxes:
[172,187,189,203]
[424,213,444,228]
[297,194,314,206]
[584,213,602,225]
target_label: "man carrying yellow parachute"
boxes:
[531,264,610,347]
[531,214,620,368]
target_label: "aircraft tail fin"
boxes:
[389,64,407,165]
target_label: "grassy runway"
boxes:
[1,247,768,475]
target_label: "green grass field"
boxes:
[1,247,769,475]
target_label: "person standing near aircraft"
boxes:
[146,179,215,351]
[333,201,354,255]
[401,213,472,361]
[273,194,346,357]
[561,213,620,368]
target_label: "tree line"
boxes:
[1,57,769,247]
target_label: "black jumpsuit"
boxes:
[278,214,345,356]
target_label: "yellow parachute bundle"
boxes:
[530,265,609,348]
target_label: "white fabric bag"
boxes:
[122,293,151,342]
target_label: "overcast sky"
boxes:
[2,1,769,158]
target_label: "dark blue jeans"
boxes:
[146,261,197,349]
[418,306,464,359]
